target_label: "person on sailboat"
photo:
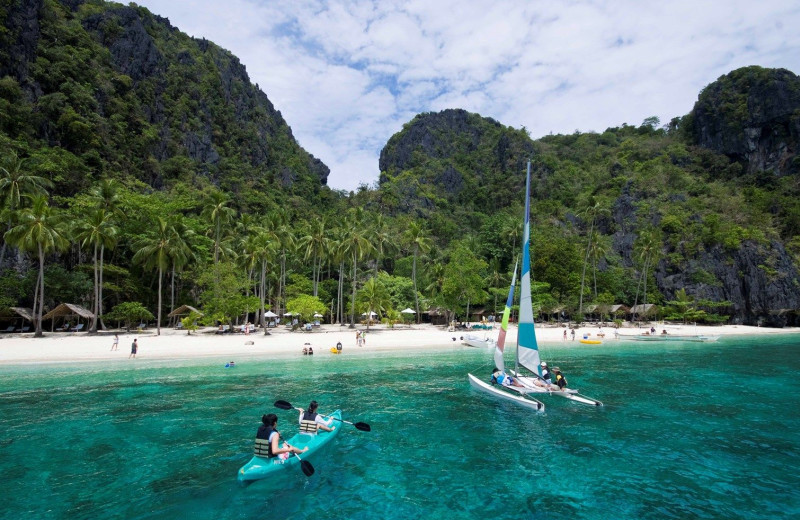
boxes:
[491,367,524,388]
[553,367,568,389]
[540,362,553,384]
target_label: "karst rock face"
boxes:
[0,0,329,190]
[690,66,800,178]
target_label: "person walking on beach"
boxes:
[111,333,119,351]
[570,328,576,341]
[563,329,567,341]
[129,338,138,359]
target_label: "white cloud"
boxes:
[135,0,800,191]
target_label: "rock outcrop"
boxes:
[690,66,800,177]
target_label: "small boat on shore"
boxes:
[462,334,495,348]
[237,409,342,483]
[614,332,720,342]
[579,339,602,345]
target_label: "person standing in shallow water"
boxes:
[129,338,138,359]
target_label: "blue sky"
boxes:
[134,0,800,192]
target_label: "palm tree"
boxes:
[298,219,329,297]
[485,257,507,315]
[327,227,347,324]
[340,211,372,327]
[356,277,392,331]
[588,231,610,300]
[166,216,196,320]
[73,209,118,332]
[253,231,277,331]
[370,214,396,275]
[87,179,123,329]
[403,221,433,323]
[4,195,68,337]
[632,229,658,322]
[266,209,293,316]
[202,190,235,264]
[0,152,54,268]
[578,199,609,317]
[132,217,172,335]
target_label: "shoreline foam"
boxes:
[1,322,797,366]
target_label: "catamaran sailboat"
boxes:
[468,160,602,408]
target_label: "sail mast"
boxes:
[517,160,542,375]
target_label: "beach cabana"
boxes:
[5,307,33,332]
[42,303,94,332]
[629,304,658,321]
[168,305,203,327]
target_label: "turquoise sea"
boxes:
[1,334,799,520]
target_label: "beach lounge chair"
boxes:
[2,325,14,333]
[70,323,84,332]
[18,326,31,333]
[57,323,70,332]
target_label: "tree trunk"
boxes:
[412,246,420,324]
[90,243,99,332]
[99,244,107,330]
[157,266,163,336]
[350,251,357,327]
[34,246,44,337]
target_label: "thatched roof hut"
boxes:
[168,305,203,326]
[42,303,94,332]
[168,305,203,318]
[629,304,657,318]
[10,307,33,322]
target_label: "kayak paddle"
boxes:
[293,452,315,477]
[274,400,371,432]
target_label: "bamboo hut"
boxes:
[42,303,95,332]
[4,307,33,332]
[167,305,203,327]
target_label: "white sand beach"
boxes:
[0,322,797,365]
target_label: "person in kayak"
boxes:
[297,401,335,434]
[491,367,524,388]
[253,413,307,459]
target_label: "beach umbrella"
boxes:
[264,311,278,318]
[361,311,377,317]
[283,312,293,317]
[400,308,416,314]
[313,313,323,318]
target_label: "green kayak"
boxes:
[237,410,342,483]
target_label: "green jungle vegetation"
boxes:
[1,1,799,336]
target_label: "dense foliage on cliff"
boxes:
[372,85,800,325]
[0,0,330,208]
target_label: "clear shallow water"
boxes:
[1,335,799,520]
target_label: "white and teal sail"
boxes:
[516,161,542,376]
[493,261,518,372]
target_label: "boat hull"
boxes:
[237,409,342,483]
[467,373,544,411]
[579,339,602,344]
[614,334,720,342]
[510,372,604,406]
[462,334,494,348]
